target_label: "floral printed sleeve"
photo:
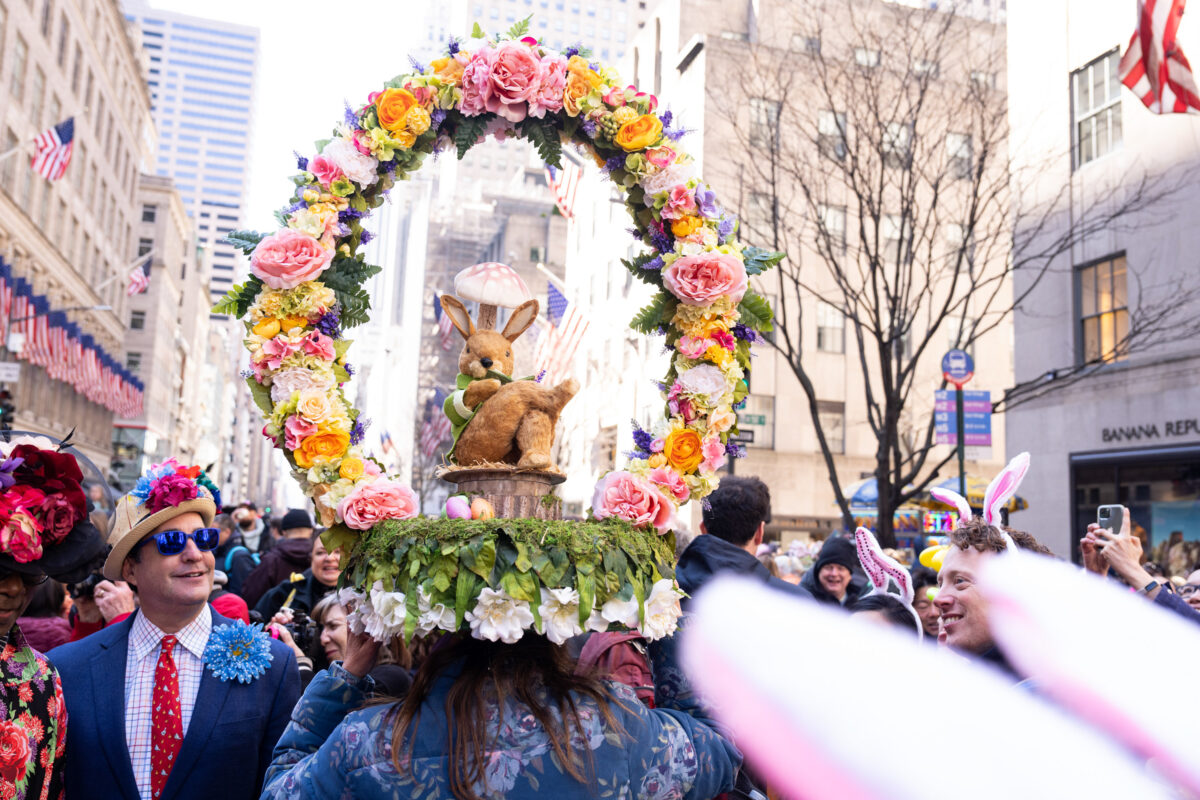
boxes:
[0,635,66,800]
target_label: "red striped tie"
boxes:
[150,635,182,799]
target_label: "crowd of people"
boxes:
[0,438,1197,800]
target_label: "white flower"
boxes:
[269,368,335,404]
[601,595,640,629]
[340,587,372,635]
[677,364,730,405]
[322,137,379,187]
[639,162,696,199]
[537,587,584,645]
[466,587,535,644]
[0,435,55,457]
[639,579,684,641]
[416,586,457,635]
[585,609,611,633]
[364,580,407,642]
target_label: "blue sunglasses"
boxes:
[135,527,220,557]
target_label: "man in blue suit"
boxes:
[50,462,300,800]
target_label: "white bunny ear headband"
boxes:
[854,526,922,637]
[927,451,1030,558]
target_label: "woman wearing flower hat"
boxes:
[0,433,109,800]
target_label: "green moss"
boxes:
[539,492,560,509]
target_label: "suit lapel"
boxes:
[92,616,140,799]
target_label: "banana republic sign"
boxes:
[1102,418,1200,444]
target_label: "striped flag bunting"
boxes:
[432,293,455,351]
[1120,0,1200,113]
[31,118,74,181]
[419,388,452,458]
[0,258,142,417]
[545,151,583,220]
[534,282,589,384]
[126,256,151,296]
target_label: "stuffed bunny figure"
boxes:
[439,294,579,470]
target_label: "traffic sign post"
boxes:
[941,350,975,496]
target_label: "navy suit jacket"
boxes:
[48,606,300,800]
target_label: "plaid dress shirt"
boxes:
[124,610,211,800]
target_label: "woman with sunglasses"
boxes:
[48,458,301,800]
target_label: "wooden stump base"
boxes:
[440,468,565,521]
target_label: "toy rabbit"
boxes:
[439,295,579,470]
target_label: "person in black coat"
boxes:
[800,534,869,606]
[211,513,258,597]
[253,533,342,620]
[240,509,317,608]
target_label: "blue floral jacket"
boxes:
[263,643,741,799]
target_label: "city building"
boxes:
[0,0,154,471]
[1005,0,1200,564]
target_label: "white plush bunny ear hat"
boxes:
[854,526,922,638]
[929,451,1030,554]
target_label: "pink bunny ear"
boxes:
[983,452,1030,526]
[929,487,972,523]
[854,526,914,604]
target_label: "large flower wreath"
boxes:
[215,18,781,643]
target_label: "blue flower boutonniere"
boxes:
[203,620,274,684]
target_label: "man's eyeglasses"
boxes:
[135,528,220,557]
[1179,583,1200,599]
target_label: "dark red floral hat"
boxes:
[0,433,107,583]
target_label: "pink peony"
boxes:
[285,415,317,451]
[258,336,301,371]
[529,54,567,118]
[648,467,690,503]
[0,512,42,563]
[39,495,80,544]
[460,48,495,116]
[645,145,677,170]
[676,336,710,359]
[662,252,748,307]
[602,86,627,107]
[701,436,727,473]
[310,155,345,188]
[485,41,542,122]
[251,229,334,290]
[144,473,198,514]
[302,330,336,361]
[338,478,419,530]
[362,459,382,478]
[351,129,373,156]
[591,471,675,533]
[661,185,698,220]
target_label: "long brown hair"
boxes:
[389,634,628,800]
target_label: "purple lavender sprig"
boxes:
[648,222,672,253]
[732,323,760,343]
[408,55,426,74]
[448,38,461,56]
[294,152,308,171]
[431,108,447,129]
[604,154,626,172]
[642,255,664,271]
[350,417,370,445]
[717,216,737,244]
[631,421,654,457]
[343,102,358,128]
[360,230,374,245]
[315,308,342,340]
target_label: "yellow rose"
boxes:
[708,408,737,435]
[648,454,668,469]
[670,215,703,238]
[563,58,602,117]
[431,55,465,86]
[252,318,281,338]
[394,130,417,149]
[375,88,418,134]
[293,428,350,468]
[406,106,431,135]
[296,389,335,424]
[664,429,704,474]
[614,114,664,152]
[339,457,364,481]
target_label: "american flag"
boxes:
[419,388,452,458]
[1120,0,1200,113]
[433,293,455,351]
[31,118,74,181]
[546,154,583,220]
[534,283,589,383]
[126,257,151,296]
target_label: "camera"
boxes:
[285,610,319,656]
[69,572,105,600]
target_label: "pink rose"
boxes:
[648,467,690,503]
[144,473,198,513]
[338,478,419,530]
[602,86,627,107]
[251,229,334,290]
[645,145,677,170]
[661,185,697,220]
[351,129,373,156]
[310,155,345,188]
[529,54,567,118]
[591,471,675,533]
[0,512,42,563]
[302,330,336,361]
[701,436,727,473]
[676,335,710,359]
[662,252,748,307]
[362,459,382,477]
[711,330,736,350]
[460,48,495,116]
[486,41,542,122]
[258,336,300,371]
[650,437,665,453]
[285,415,317,451]
[39,495,80,544]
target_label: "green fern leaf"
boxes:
[336,286,373,329]
[222,230,266,256]
[629,292,676,334]
[321,258,383,294]
[505,15,532,39]
[518,117,562,168]
[742,245,787,276]
[737,290,775,332]
[454,115,490,159]
[210,276,264,318]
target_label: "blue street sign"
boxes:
[941,349,974,387]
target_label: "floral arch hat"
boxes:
[103,458,222,580]
[0,432,108,584]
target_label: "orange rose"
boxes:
[431,55,465,86]
[293,428,350,468]
[563,57,602,117]
[614,114,664,152]
[670,215,703,238]
[664,429,704,474]
[375,88,418,134]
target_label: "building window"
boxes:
[854,47,880,68]
[138,237,153,256]
[56,13,68,65]
[970,70,997,89]
[818,110,847,160]
[749,97,780,148]
[1072,49,1122,168]
[883,121,912,168]
[40,0,51,37]
[141,204,157,223]
[817,400,845,453]
[817,204,846,252]
[29,67,45,125]
[747,191,775,239]
[882,214,904,263]
[130,310,146,330]
[11,35,27,101]
[915,59,939,77]
[126,352,142,372]
[791,34,820,55]
[817,300,844,353]
[946,316,976,357]
[944,222,975,274]
[946,132,972,179]
[1077,254,1129,364]
[71,43,81,91]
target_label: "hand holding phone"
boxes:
[1096,504,1126,541]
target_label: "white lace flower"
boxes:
[269,368,335,404]
[677,364,730,405]
[416,586,457,635]
[322,137,379,187]
[364,580,407,642]
[537,587,584,645]
[466,587,535,644]
[585,608,611,633]
[601,595,640,629]
[639,579,684,641]
[639,162,696,198]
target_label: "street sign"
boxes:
[941,349,974,387]
[0,363,20,383]
[934,389,992,446]
[739,413,766,426]
[730,430,755,445]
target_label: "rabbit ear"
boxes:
[1000,531,1019,554]
[855,527,915,604]
[983,451,1030,526]
[682,576,1175,800]
[440,295,475,340]
[501,299,539,342]
[930,487,972,523]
